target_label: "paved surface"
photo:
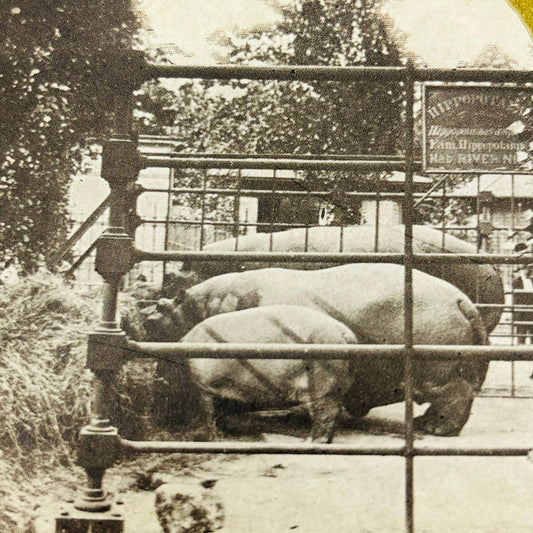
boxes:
[109,392,533,533]
[37,361,533,533]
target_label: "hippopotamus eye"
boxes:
[172,288,188,305]
[156,298,174,312]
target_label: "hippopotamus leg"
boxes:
[413,379,474,436]
[195,392,221,441]
[301,361,348,443]
[307,395,343,443]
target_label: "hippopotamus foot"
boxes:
[197,394,222,441]
[342,402,371,419]
[414,379,474,436]
[308,396,343,444]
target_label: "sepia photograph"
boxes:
[1,1,533,531]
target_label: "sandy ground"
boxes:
[36,362,533,533]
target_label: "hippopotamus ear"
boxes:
[236,290,260,311]
[162,271,199,298]
[219,293,239,313]
[173,288,188,305]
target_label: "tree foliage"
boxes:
[149,0,407,225]
[215,0,405,156]
[0,1,139,272]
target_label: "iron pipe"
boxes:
[141,151,409,161]
[142,64,407,82]
[120,438,405,455]
[143,156,406,171]
[119,439,531,457]
[124,341,533,361]
[132,248,533,265]
[142,63,533,84]
[140,187,426,198]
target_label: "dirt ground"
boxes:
[34,362,533,533]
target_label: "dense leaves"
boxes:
[146,0,408,225]
[0,1,139,272]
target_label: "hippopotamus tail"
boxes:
[456,298,490,392]
[457,298,489,346]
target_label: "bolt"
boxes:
[60,511,69,517]
[115,500,124,505]
[112,513,121,517]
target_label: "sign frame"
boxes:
[422,82,533,175]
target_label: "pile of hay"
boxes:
[0,272,157,532]
[0,272,96,465]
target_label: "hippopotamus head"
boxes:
[144,290,202,342]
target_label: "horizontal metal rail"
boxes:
[120,439,532,457]
[125,340,533,362]
[133,248,533,265]
[127,299,512,312]
[141,152,409,161]
[141,187,428,199]
[138,216,524,235]
[142,156,407,171]
[478,303,533,311]
[141,63,533,84]
[141,219,316,230]
[142,64,407,82]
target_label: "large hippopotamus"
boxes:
[146,264,489,436]
[184,225,504,333]
[178,305,358,443]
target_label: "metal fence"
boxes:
[63,60,533,533]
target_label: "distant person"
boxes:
[512,245,533,375]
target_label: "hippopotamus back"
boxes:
[185,225,503,333]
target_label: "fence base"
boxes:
[55,501,124,533]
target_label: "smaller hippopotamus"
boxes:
[177,305,358,443]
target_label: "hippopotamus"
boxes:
[146,263,489,436]
[177,305,358,443]
[183,224,504,334]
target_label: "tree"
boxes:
[159,0,407,225]
[219,0,405,155]
[0,1,139,272]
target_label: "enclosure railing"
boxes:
[65,60,533,533]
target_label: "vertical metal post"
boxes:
[441,177,446,249]
[476,175,481,253]
[199,169,207,249]
[101,94,135,328]
[74,92,137,517]
[511,173,516,392]
[151,203,158,282]
[374,174,381,252]
[163,167,174,279]
[234,169,242,244]
[403,63,415,533]
[269,169,277,250]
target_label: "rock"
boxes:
[151,473,175,490]
[155,481,224,533]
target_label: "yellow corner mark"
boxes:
[508,0,533,37]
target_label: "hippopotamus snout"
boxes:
[143,299,176,341]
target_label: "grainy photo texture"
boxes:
[1,1,533,532]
